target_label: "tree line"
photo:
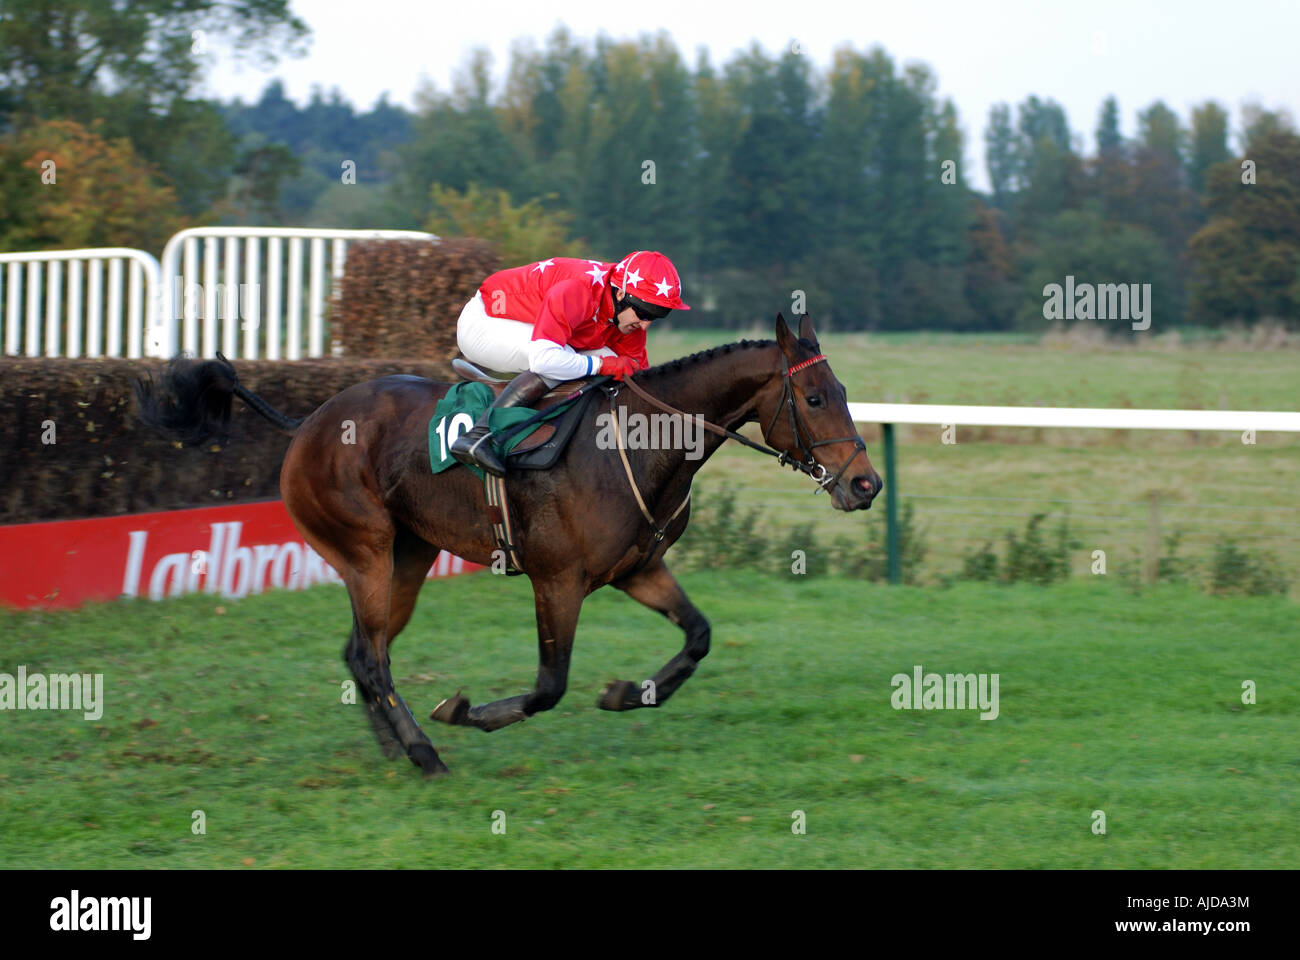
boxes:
[1,9,1296,331]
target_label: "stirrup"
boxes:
[451,424,506,476]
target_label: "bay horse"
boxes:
[135,313,881,777]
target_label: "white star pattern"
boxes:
[532,259,555,272]
[585,263,606,285]
[655,278,674,298]
[623,267,643,290]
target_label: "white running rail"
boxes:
[157,227,438,360]
[847,402,1300,433]
[0,248,161,359]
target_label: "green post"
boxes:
[883,422,900,584]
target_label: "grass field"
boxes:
[2,571,1295,869]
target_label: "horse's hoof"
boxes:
[408,743,450,778]
[430,691,470,726]
[597,679,638,712]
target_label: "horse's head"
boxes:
[763,313,882,511]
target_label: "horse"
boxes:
[135,313,882,777]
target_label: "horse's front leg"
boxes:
[597,559,710,711]
[431,572,583,732]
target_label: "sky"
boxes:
[202,0,1300,192]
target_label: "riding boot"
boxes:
[449,371,550,476]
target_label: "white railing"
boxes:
[157,227,438,360]
[847,401,1300,584]
[0,248,161,359]
[847,402,1300,433]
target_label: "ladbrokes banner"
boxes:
[0,500,481,609]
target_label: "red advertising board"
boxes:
[0,500,482,610]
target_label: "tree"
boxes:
[223,141,302,222]
[1016,204,1176,331]
[985,103,1017,207]
[1091,96,1128,220]
[1189,128,1300,325]
[0,0,308,218]
[0,117,183,251]
[1188,101,1230,196]
[425,182,584,265]
[0,0,307,120]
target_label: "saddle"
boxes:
[450,358,599,469]
[449,359,609,577]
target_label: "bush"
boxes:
[1156,530,1197,584]
[1209,539,1289,596]
[671,488,768,571]
[1002,513,1076,585]
[960,541,999,582]
[958,513,1078,586]
[832,501,928,584]
[779,521,830,577]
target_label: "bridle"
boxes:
[760,353,868,494]
[613,350,867,526]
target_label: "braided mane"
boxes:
[638,339,777,379]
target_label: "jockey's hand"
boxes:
[599,355,638,381]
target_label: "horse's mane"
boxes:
[638,338,777,379]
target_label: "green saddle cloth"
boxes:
[428,380,571,480]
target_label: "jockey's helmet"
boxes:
[611,251,692,320]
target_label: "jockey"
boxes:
[450,250,691,476]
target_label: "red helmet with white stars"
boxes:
[611,251,691,313]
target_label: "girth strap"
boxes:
[484,473,524,575]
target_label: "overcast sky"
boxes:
[203,0,1300,191]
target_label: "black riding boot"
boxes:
[449,371,550,476]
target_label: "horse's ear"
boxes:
[775,312,797,355]
[798,314,819,348]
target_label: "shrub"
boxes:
[1209,539,1289,596]
[960,541,999,581]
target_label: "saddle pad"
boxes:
[428,381,596,479]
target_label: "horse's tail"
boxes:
[134,352,304,446]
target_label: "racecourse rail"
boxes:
[849,403,1300,582]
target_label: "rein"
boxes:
[602,351,866,565]
[615,352,866,496]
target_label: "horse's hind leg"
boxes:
[597,559,710,711]
[327,520,448,776]
[344,527,441,761]
[345,611,401,759]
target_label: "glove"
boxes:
[599,355,638,381]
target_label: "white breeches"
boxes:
[456,292,614,387]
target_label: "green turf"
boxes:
[1,571,1294,868]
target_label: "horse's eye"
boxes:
[807,395,823,408]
